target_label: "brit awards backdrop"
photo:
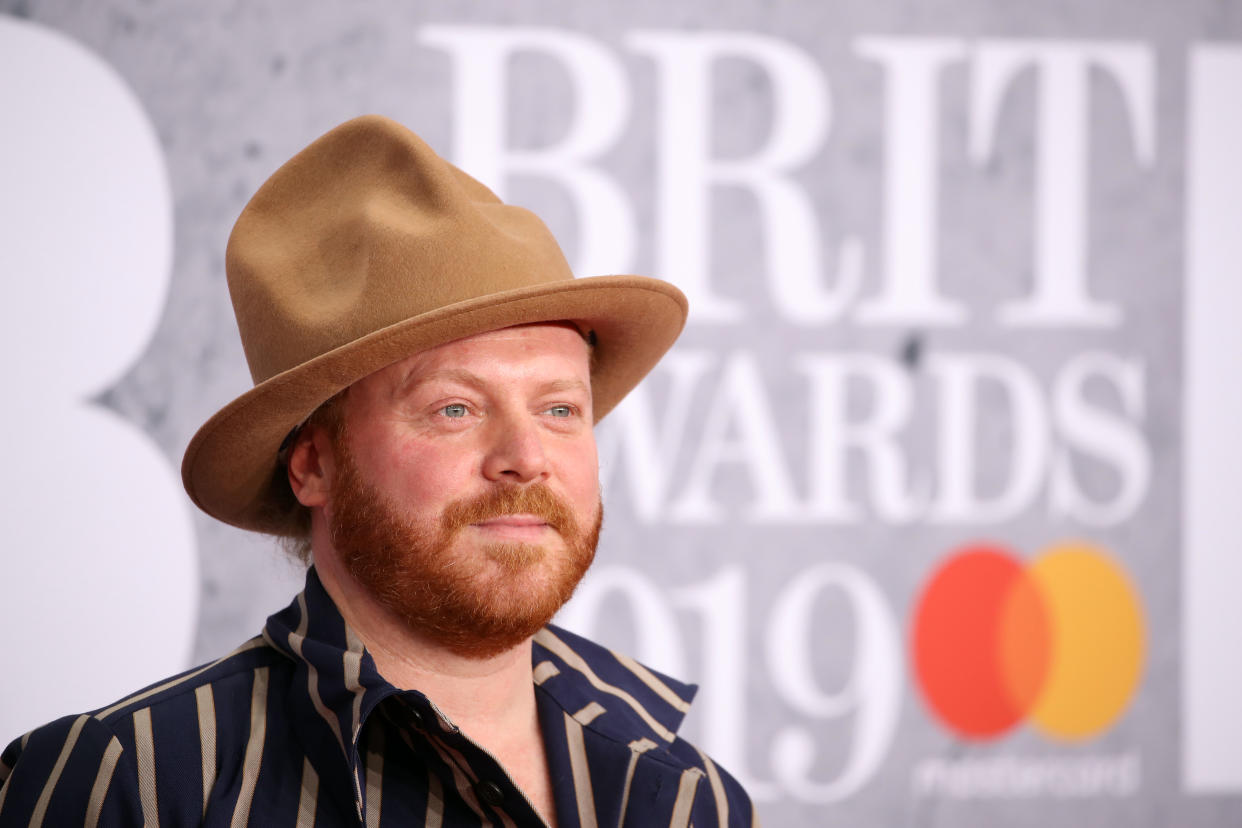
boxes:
[2,1,1239,825]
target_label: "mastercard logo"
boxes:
[911,541,1145,741]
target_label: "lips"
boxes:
[469,514,554,541]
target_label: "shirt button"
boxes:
[476,780,505,807]
[409,705,434,729]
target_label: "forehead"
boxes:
[356,322,592,396]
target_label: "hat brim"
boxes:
[181,275,687,534]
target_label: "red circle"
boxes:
[911,544,1048,739]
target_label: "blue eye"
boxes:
[547,405,573,418]
[441,403,468,418]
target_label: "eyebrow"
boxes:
[395,368,485,398]
[538,378,591,396]
[394,369,590,400]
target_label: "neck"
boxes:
[312,542,558,826]
[312,543,537,727]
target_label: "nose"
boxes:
[481,412,549,484]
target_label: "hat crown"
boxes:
[225,115,574,385]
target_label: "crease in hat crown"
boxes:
[227,116,577,385]
[182,114,688,534]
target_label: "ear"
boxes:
[287,425,337,508]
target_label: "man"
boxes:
[0,116,757,826]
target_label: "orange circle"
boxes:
[1026,542,1145,740]
[911,541,1144,742]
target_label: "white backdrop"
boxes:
[1,2,1240,825]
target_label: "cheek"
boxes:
[362,438,474,507]
[556,437,600,505]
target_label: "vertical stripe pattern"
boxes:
[0,571,754,827]
[611,652,693,712]
[196,684,217,817]
[133,708,159,825]
[288,592,346,757]
[563,713,599,828]
[534,629,678,742]
[84,738,123,828]
[295,758,319,827]
[423,738,492,827]
[30,714,88,827]
[95,638,267,720]
[668,768,702,828]
[618,738,658,827]
[230,667,270,828]
[424,770,445,828]
[344,626,368,745]
[365,726,384,828]
[695,747,730,824]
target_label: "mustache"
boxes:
[440,483,579,535]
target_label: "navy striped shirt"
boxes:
[0,569,756,826]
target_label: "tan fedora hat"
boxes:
[182,115,687,534]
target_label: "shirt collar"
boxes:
[262,567,400,817]
[261,567,701,806]
[530,626,697,749]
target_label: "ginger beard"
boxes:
[326,435,601,659]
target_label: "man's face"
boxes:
[322,323,602,658]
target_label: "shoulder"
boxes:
[0,711,137,824]
[0,636,284,825]
[88,635,279,726]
